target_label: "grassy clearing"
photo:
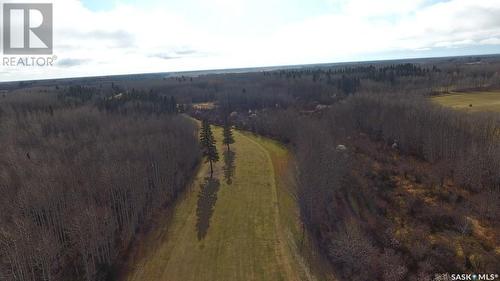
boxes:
[242,132,335,281]
[121,128,321,281]
[192,102,216,110]
[432,91,500,112]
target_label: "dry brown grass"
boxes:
[432,91,500,112]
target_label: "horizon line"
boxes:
[1,52,499,84]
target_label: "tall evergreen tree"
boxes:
[200,119,219,177]
[222,119,235,152]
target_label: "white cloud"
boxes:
[1,0,500,81]
[480,37,500,45]
[340,0,429,17]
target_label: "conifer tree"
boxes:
[200,119,219,177]
[222,119,235,152]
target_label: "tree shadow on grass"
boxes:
[196,177,220,240]
[223,150,236,185]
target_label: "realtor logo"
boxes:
[3,3,53,55]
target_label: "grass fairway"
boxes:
[122,128,321,281]
[432,91,500,112]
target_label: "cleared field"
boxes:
[121,127,321,281]
[192,102,216,110]
[432,91,500,112]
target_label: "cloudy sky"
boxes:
[1,0,500,81]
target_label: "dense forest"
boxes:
[217,99,500,279]
[1,55,499,281]
[0,92,199,281]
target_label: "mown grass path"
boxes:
[122,128,320,281]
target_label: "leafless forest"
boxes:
[1,55,500,281]
[0,91,199,280]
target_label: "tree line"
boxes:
[0,93,200,281]
[228,92,500,280]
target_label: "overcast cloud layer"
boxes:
[1,0,500,81]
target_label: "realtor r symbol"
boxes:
[3,3,53,55]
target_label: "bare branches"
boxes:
[0,108,199,281]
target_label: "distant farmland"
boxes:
[433,91,500,112]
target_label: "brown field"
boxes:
[432,91,500,112]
